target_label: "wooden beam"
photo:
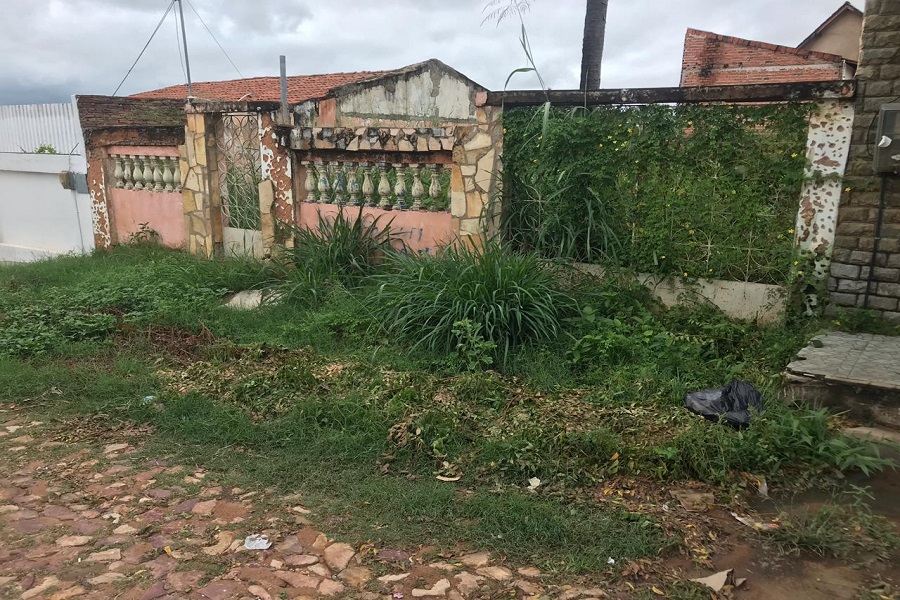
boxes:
[482,80,857,107]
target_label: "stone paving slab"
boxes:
[786,331,900,390]
[0,410,576,600]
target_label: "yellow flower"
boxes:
[689,229,696,235]
[731,190,737,195]
[627,128,634,135]
[791,153,798,158]
[844,186,852,192]
[607,135,613,140]
[788,228,795,234]
[797,270,804,276]
[793,261,799,266]
[621,141,628,147]
[598,143,604,148]
[660,255,666,259]
[683,272,689,277]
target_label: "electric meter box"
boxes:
[874,104,900,175]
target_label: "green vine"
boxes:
[502,103,812,285]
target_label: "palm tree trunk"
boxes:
[579,0,609,90]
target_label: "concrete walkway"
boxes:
[786,331,900,428]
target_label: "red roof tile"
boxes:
[131,71,388,103]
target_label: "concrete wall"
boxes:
[335,70,476,126]
[828,0,900,320]
[800,11,864,63]
[108,189,185,248]
[681,29,845,86]
[298,204,453,255]
[575,264,785,324]
[295,61,482,128]
[0,153,93,261]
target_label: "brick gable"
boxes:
[681,29,845,86]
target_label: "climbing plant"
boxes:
[502,103,811,284]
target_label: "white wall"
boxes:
[0,153,93,262]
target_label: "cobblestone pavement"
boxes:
[786,331,900,389]
[0,410,608,600]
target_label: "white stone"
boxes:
[412,578,451,597]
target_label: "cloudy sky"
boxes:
[0,0,864,105]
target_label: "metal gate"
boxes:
[215,113,262,256]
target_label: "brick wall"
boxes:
[828,0,900,320]
[77,96,184,135]
[76,95,186,248]
[681,29,845,86]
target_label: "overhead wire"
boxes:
[185,0,244,79]
[112,0,177,95]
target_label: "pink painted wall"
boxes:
[109,189,185,248]
[108,145,179,157]
[298,204,453,255]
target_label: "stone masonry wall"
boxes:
[181,112,220,257]
[828,0,900,320]
[451,104,503,241]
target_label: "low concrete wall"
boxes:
[298,204,453,255]
[223,227,263,258]
[575,263,786,323]
[108,189,185,248]
[0,152,93,262]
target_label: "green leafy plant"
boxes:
[503,103,811,284]
[372,239,578,367]
[128,223,160,245]
[274,206,396,304]
[33,143,57,154]
[453,319,496,371]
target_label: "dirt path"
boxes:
[1,405,897,600]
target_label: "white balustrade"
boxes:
[300,160,449,211]
[110,154,182,193]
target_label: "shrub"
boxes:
[655,402,893,482]
[275,206,395,304]
[503,103,810,284]
[372,240,578,367]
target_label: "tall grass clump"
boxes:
[372,239,577,367]
[275,207,395,304]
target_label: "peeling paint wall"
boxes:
[335,71,475,127]
[796,99,855,277]
[258,111,293,253]
[294,67,481,129]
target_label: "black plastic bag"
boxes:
[683,380,764,428]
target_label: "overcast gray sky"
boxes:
[0,0,864,105]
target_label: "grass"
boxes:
[372,240,579,367]
[768,488,899,558]
[0,351,663,571]
[0,244,895,573]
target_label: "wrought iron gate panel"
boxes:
[215,113,261,230]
